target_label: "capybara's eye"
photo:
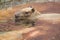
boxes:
[32,8,35,13]
[25,12,29,14]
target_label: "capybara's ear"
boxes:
[31,8,35,13]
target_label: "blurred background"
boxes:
[0,0,60,9]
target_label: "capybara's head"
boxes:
[16,7,35,17]
[15,7,36,26]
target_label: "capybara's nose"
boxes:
[15,15,19,18]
